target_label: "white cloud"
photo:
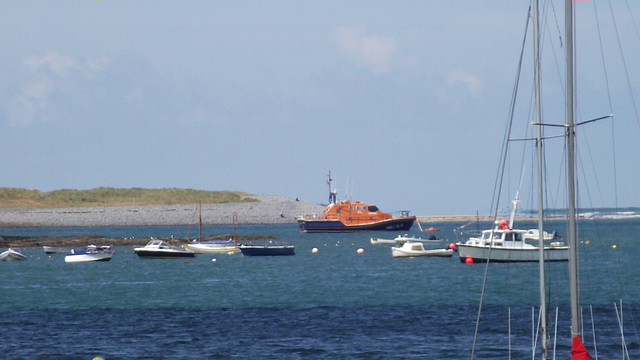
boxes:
[25,51,76,75]
[7,80,55,127]
[335,26,396,74]
[6,52,113,128]
[447,70,482,95]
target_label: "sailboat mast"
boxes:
[199,202,202,242]
[533,0,548,357]
[565,0,581,339]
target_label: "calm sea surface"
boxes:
[1,219,639,359]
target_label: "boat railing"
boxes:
[298,213,321,220]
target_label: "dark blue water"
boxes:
[1,220,639,359]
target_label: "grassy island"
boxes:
[0,187,258,208]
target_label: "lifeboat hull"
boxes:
[298,217,416,233]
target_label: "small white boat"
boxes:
[371,234,442,245]
[43,246,70,254]
[134,239,195,258]
[186,239,238,254]
[370,237,398,245]
[64,245,114,263]
[0,248,28,261]
[394,234,442,244]
[391,242,454,258]
[521,229,557,241]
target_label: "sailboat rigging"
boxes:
[466,0,628,358]
[186,203,239,254]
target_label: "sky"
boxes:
[1,1,639,215]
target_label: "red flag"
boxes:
[570,336,593,360]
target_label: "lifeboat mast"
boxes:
[327,171,337,205]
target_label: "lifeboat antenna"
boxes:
[327,171,337,204]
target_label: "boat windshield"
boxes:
[368,205,379,212]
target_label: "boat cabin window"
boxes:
[505,232,522,241]
[349,205,354,211]
[356,205,362,210]
[368,205,379,212]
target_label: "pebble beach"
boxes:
[0,195,325,228]
[0,194,502,228]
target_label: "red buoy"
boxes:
[465,257,474,264]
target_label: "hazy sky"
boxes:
[2,1,639,215]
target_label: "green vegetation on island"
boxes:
[0,187,258,208]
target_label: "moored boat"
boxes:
[186,205,239,254]
[64,245,114,263]
[239,243,295,256]
[371,234,442,245]
[297,172,416,233]
[187,240,238,254]
[456,220,568,263]
[134,239,195,258]
[0,248,28,261]
[391,242,453,258]
[370,237,398,245]
[43,246,70,254]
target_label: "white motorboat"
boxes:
[134,239,195,258]
[455,178,568,264]
[456,221,568,263]
[0,248,28,261]
[64,245,114,263]
[391,242,454,258]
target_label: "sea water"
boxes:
[0,219,639,359]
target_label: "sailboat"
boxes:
[455,2,571,265]
[186,204,239,254]
[468,1,620,358]
[563,0,590,357]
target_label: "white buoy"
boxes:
[357,248,364,254]
[211,258,217,262]
[312,247,319,253]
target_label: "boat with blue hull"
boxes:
[239,244,295,256]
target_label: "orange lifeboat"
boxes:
[297,172,416,233]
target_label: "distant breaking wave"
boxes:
[522,207,640,220]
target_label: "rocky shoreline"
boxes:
[0,195,326,228]
[0,194,503,228]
